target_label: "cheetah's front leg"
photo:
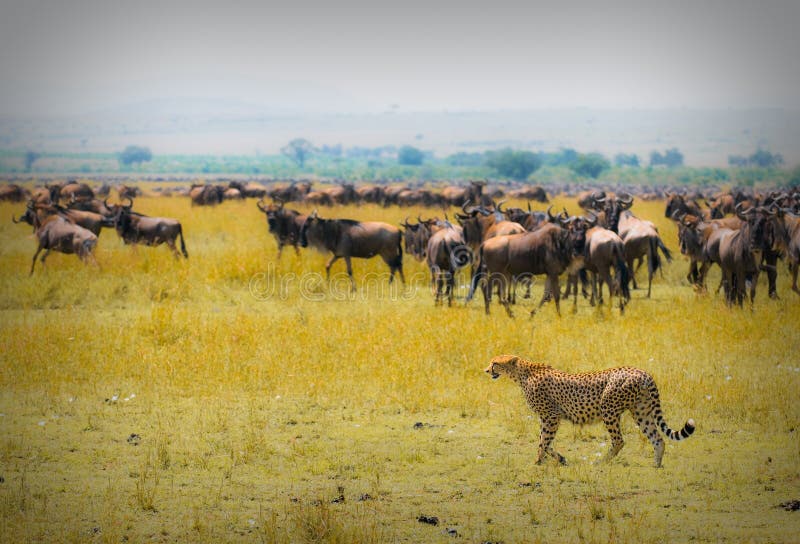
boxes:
[537,416,567,465]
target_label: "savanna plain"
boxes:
[0,192,798,543]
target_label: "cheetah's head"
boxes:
[485,354,520,380]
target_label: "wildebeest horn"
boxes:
[256,199,268,212]
[496,200,506,213]
[123,197,133,209]
[527,201,531,212]
[12,213,21,223]
[586,211,598,226]
[311,209,318,218]
[735,201,753,219]
[546,205,556,222]
[461,199,471,214]
[592,191,606,203]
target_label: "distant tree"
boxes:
[728,154,749,168]
[614,153,640,167]
[748,148,783,168]
[397,145,425,165]
[650,148,683,168]
[446,151,485,167]
[281,138,314,168]
[118,145,152,167]
[541,148,578,167]
[569,153,610,179]
[485,148,542,180]
[24,151,40,171]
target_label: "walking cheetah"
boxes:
[485,354,695,467]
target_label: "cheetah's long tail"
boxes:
[649,383,696,440]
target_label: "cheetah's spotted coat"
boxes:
[486,354,695,467]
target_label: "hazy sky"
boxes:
[1,0,799,116]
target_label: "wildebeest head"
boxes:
[597,192,633,233]
[299,210,325,249]
[563,213,594,256]
[736,203,769,252]
[257,198,282,230]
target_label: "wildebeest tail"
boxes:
[648,236,661,277]
[391,232,403,270]
[647,381,696,441]
[178,225,188,258]
[615,244,631,300]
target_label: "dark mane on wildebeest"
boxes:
[299,211,405,286]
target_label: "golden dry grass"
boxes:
[0,193,798,543]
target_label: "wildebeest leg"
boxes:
[344,256,355,289]
[482,273,492,314]
[627,256,638,290]
[791,262,799,295]
[39,249,52,272]
[276,243,284,259]
[167,239,181,259]
[29,244,44,275]
[446,271,455,307]
[325,255,341,280]
[722,270,734,306]
[499,276,514,317]
[535,274,560,317]
[763,252,778,299]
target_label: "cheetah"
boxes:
[485,354,695,467]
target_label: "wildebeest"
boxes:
[355,184,385,204]
[400,216,438,261]
[441,180,487,207]
[117,185,141,200]
[268,181,311,203]
[0,183,30,202]
[593,191,633,232]
[583,223,631,312]
[14,203,111,237]
[189,184,225,206]
[109,199,188,258]
[506,185,549,203]
[457,202,526,251]
[767,207,800,295]
[718,204,768,307]
[59,181,95,204]
[675,214,742,290]
[665,192,708,221]
[425,222,471,306]
[24,203,98,275]
[618,211,672,297]
[323,183,358,205]
[299,211,404,286]
[228,180,267,199]
[467,221,585,317]
[256,199,307,258]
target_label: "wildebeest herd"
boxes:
[5,178,800,311]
